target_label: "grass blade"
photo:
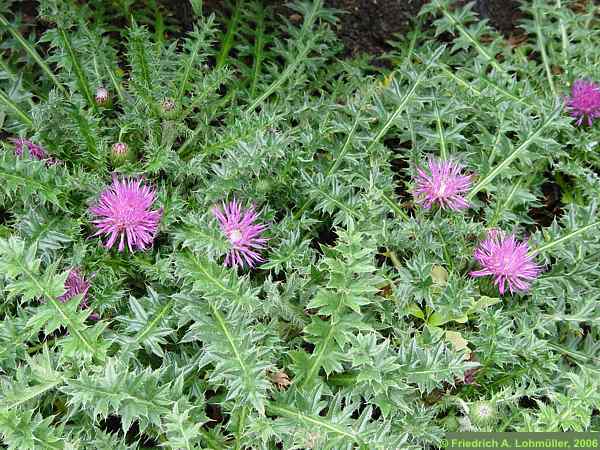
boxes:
[0,14,65,94]
[249,4,266,98]
[433,95,447,160]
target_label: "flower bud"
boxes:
[12,138,47,160]
[112,142,127,155]
[110,142,131,164]
[95,87,110,105]
[160,97,178,118]
[162,97,175,111]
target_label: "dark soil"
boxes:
[528,179,565,227]
[389,149,414,211]
[12,0,523,59]
[325,0,426,56]
[98,415,160,447]
[173,0,523,57]
[330,0,523,57]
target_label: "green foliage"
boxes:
[1,0,600,447]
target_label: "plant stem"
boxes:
[433,96,447,160]
[244,0,321,113]
[234,405,247,450]
[529,220,600,257]
[366,45,444,155]
[216,0,242,69]
[556,0,569,76]
[533,4,557,97]
[466,106,561,201]
[488,179,521,228]
[438,64,481,96]
[437,2,506,75]
[249,6,266,98]
[58,27,96,111]
[0,88,33,127]
[386,250,402,270]
[0,14,66,94]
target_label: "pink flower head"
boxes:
[566,80,600,126]
[12,138,47,160]
[90,177,162,252]
[58,268,99,320]
[413,156,472,210]
[212,199,268,268]
[470,230,542,295]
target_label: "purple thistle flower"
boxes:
[413,156,472,210]
[470,230,542,295]
[12,138,47,161]
[212,199,268,268]
[89,177,162,252]
[59,269,91,304]
[58,268,99,320]
[566,79,600,126]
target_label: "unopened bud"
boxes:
[112,142,127,156]
[270,370,291,390]
[162,97,176,112]
[110,142,131,165]
[95,87,109,105]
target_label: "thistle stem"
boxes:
[466,106,561,201]
[433,96,447,160]
[533,5,557,97]
[386,250,402,270]
[528,220,600,257]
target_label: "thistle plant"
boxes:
[11,138,47,160]
[1,0,600,448]
[58,268,98,319]
[470,230,542,295]
[565,79,600,126]
[94,86,109,105]
[212,199,268,268]
[110,142,129,160]
[89,177,163,252]
[413,156,473,210]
